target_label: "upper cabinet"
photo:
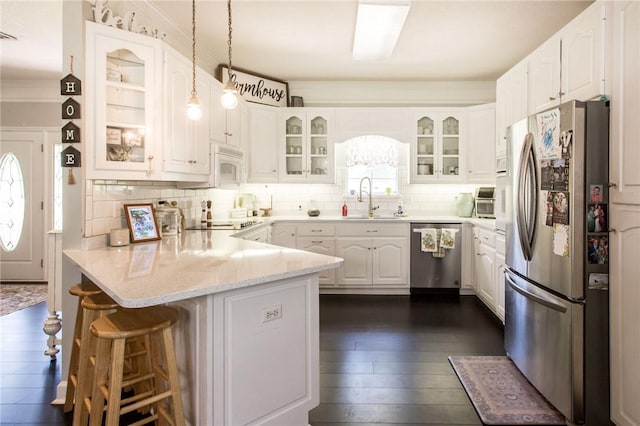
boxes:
[528,2,607,114]
[210,84,244,150]
[610,0,640,207]
[466,103,496,182]
[410,110,465,183]
[85,21,162,180]
[247,104,279,183]
[496,60,528,160]
[162,47,210,179]
[279,109,334,183]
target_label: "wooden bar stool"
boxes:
[71,293,121,426]
[87,306,185,426]
[64,282,105,413]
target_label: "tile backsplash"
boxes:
[85,173,484,237]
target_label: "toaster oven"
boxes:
[475,187,496,218]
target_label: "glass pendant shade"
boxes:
[187,93,202,120]
[221,80,238,109]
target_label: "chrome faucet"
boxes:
[358,177,378,218]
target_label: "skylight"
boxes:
[352,0,411,61]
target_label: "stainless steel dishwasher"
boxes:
[410,223,462,294]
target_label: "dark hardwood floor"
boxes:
[0,294,504,425]
[310,294,505,426]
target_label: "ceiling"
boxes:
[0,0,593,83]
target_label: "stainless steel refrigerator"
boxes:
[504,100,611,425]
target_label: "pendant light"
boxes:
[221,0,239,110]
[187,0,202,120]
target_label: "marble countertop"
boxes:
[64,232,343,308]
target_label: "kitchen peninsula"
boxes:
[63,232,343,426]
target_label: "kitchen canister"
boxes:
[109,228,130,247]
[456,193,475,217]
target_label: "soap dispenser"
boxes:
[341,201,348,217]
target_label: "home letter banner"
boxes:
[61,146,81,167]
[220,66,288,107]
[62,98,81,119]
[60,73,82,96]
[62,122,81,143]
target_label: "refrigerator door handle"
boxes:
[516,133,536,261]
[524,135,538,254]
[505,272,567,313]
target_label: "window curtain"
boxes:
[344,136,399,167]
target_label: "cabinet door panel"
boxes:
[297,237,336,286]
[561,2,606,102]
[610,0,640,206]
[528,35,561,114]
[336,239,371,286]
[372,238,407,286]
[248,106,278,182]
[476,243,495,310]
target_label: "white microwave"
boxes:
[177,143,244,189]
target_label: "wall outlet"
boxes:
[261,304,282,322]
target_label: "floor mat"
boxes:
[449,355,566,425]
[0,284,48,316]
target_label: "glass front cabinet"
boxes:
[411,110,465,182]
[85,22,162,180]
[279,110,334,183]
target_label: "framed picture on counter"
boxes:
[124,203,161,243]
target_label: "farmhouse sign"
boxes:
[220,66,288,107]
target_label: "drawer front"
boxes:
[297,223,335,236]
[495,233,506,255]
[335,222,408,237]
[476,227,495,247]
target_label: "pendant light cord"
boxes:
[227,0,233,81]
[191,0,197,97]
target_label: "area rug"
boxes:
[0,284,48,316]
[449,355,566,425]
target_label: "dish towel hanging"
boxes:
[420,229,438,252]
[440,228,458,250]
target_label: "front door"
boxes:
[1,131,44,281]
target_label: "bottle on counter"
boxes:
[201,201,207,226]
[341,201,348,217]
[206,200,213,227]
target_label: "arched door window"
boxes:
[0,153,25,251]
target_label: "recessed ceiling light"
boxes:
[352,0,410,61]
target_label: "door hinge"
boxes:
[41,144,44,152]
[41,201,44,210]
[41,259,44,268]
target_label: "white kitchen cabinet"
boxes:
[466,103,496,183]
[269,222,296,248]
[473,226,496,312]
[561,2,607,103]
[528,34,562,114]
[238,224,270,242]
[247,104,279,183]
[494,233,506,323]
[609,204,640,426]
[610,0,640,207]
[162,47,210,178]
[496,60,528,165]
[410,110,466,183]
[279,109,334,183]
[528,2,607,114]
[334,108,410,143]
[610,2,640,426]
[210,84,243,149]
[85,21,162,180]
[297,237,336,287]
[335,222,409,289]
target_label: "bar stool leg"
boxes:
[160,326,185,425]
[63,295,84,413]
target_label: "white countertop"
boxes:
[64,232,343,308]
[257,214,497,229]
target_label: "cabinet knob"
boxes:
[549,96,556,101]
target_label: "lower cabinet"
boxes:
[237,224,270,242]
[471,225,505,323]
[270,221,410,293]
